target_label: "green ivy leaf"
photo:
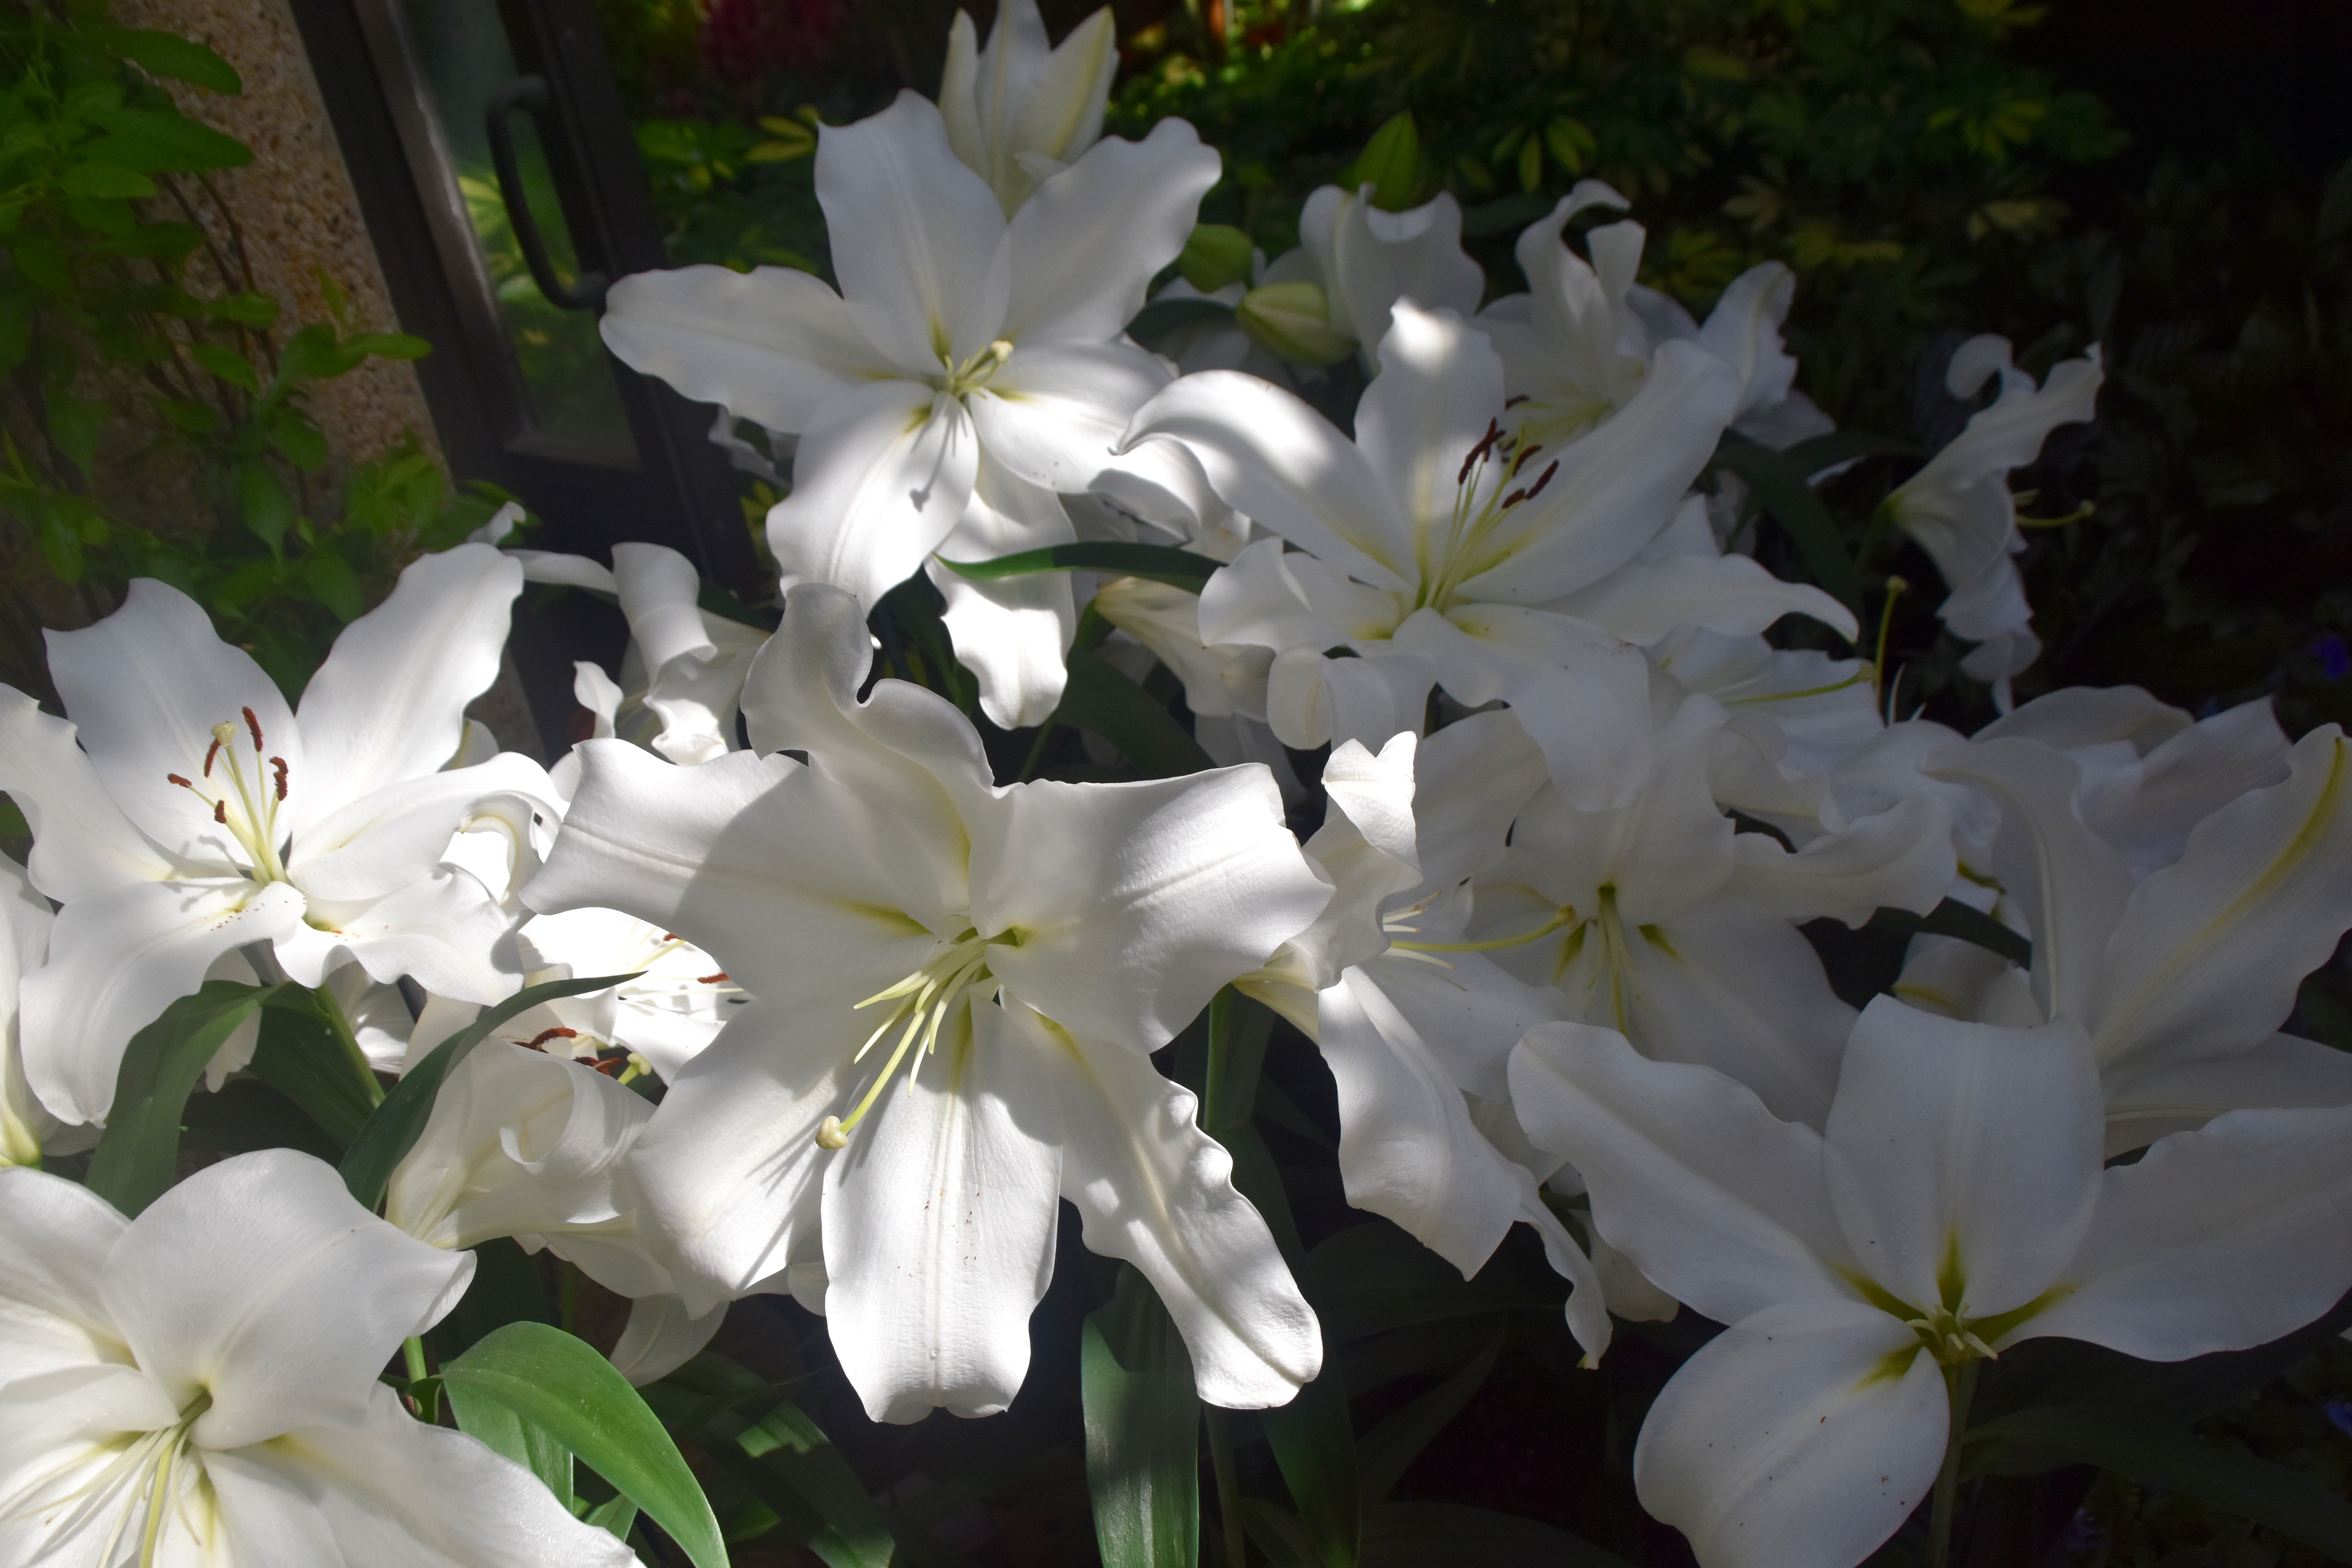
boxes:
[46,392,97,475]
[236,460,294,552]
[439,1322,730,1568]
[301,547,364,621]
[189,341,258,393]
[269,414,329,471]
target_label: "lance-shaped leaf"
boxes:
[84,979,278,1216]
[439,1320,729,1568]
[1084,1264,1203,1568]
[937,540,1224,590]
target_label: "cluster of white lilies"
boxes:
[4,5,2350,1566]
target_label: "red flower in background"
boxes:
[701,0,842,92]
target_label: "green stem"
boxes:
[313,982,385,1107]
[1203,987,1234,1134]
[402,1334,440,1424]
[1206,1406,1247,1568]
[1015,721,1058,784]
[1927,1359,1979,1568]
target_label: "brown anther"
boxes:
[1503,394,1530,409]
[1501,487,1528,509]
[662,933,682,942]
[697,972,730,984]
[1511,442,1544,475]
[212,800,227,824]
[202,737,222,777]
[590,1054,629,1077]
[521,1027,579,1051]
[270,757,289,800]
[1524,459,1559,501]
[1457,418,1505,485]
[167,773,194,789]
[241,707,264,750]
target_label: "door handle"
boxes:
[484,74,608,311]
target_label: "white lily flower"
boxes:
[1973,684,2292,878]
[938,0,1118,213]
[599,92,1219,727]
[0,855,68,1166]
[527,583,1334,1422]
[0,546,558,1125]
[0,1148,633,1566]
[1924,723,2352,1149]
[611,542,767,767]
[1125,300,1774,806]
[1882,334,2103,706]
[409,908,742,1086]
[1475,692,1955,1125]
[1290,182,1484,371]
[387,1040,726,1385]
[1508,998,2352,1568]
[1232,720,1621,1357]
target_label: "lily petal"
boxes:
[2087,726,2352,1074]
[600,263,891,432]
[0,685,174,901]
[1824,998,2102,1320]
[0,1164,127,1381]
[969,339,1169,493]
[1046,1011,1321,1407]
[975,763,1332,1049]
[1508,1020,1858,1326]
[2024,1100,2352,1360]
[1122,371,1419,593]
[818,91,1010,375]
[1633,1299,1948,1568]
[45,578,299,867]
[19,877,305,1127]
[822,999,1063,1423]
[292,544,521,829]
[103,1149,473,1450]
[628,1000,851,1314]
[766,382,981,609]
[1001,118,1220,344]
[929,463,1079,730]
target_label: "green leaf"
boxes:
[439,1321,729,1568]
[447,1383,574,1510]
[340,330,432,361]
[1342,113,1422,211]
[46,392,97,475]
[84,981,278,1216]
[1264,1367,1359,1568]
[733,1397,897,1568]
[1964,1406,2352,1561]
[1357,1503,1636,1568]
[937,541,1221,591]
[1356,1324,1503,1509]
[269,414,329,471]
[11,234,70,292]
[338,971,641,1211]
[66,196,135,236]
[1083,1265,1201,1568]
[102,29,244,94]
[1711,436,1864,614]
[58,160,156,199]
[583,1494,639,1541]
[1301,1223,1559,1343]
[207,291,278,328]
[189,341,258,393]
[236,460,294,551]
[1862,897,2032,970]
[245,998,376,1148]
[301,546,363,622]
[0,293,31,373]
[1127,295,1236,341]
[1049,652,1213,778]
[84,109,252,172]
[1459,191,1557,239]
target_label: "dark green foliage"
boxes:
[0,3,515,705]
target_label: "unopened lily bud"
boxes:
[1237,279,1356,367]
[1179,223,1256,292]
